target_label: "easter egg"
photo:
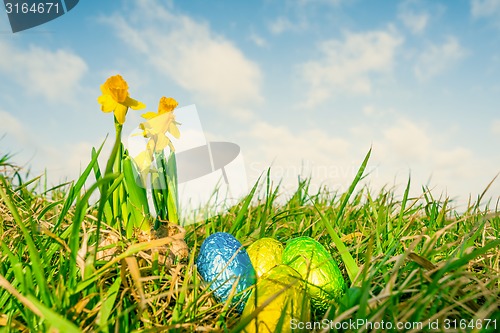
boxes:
[242,265,310,333]
[196,232,256,312]
[282,236,346,313]
[246,237,283,278]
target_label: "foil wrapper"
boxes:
[246,237,283,278]
[196,232,256,312]
[242,265,310,333]
[282,236,346,313]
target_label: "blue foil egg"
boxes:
[196,232,256,312]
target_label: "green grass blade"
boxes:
[313,149,371,285]
[25,295,81,333]
[165,152,179,224]
[53,140,106,231]
[334,148,371,227]
[0,176,52,307]
[430,239,500,288]
[92,147,103,181]
[68,173,120,289]
[97,276,122,331]
[396,175,411,236]
[229,177,260,235]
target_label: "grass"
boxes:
[0,150,499,333]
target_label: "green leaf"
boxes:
[166,152,179,224]
[123,153,150,231]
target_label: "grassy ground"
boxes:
[0,151,499,332]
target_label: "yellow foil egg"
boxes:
[241,265,310,333]
[246,238,283,278]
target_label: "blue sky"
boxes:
[1,0,499,208]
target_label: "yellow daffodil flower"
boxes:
[133,97,181,178]
[140,96,180,150]
[141,96,178,119]
[140,113,178,152]
[97,74,146,124]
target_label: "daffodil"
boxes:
[140,97,180,151]
[97,74,146,124]
[141,96,178,119]
[133,148,154,179]
[140,113,180,151]
[132,97,181,179]
[94,75,147,259]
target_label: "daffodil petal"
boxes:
[158,97,178,113]
[98,95,117,113]
[125,97,146,110]
[140,122,155,138]
[114,103,128,124]
[133,150,153,175]
[169,123,180,138]
[146,138,155,150]
[143,115,170,135]
[141,112,159,120]
[133,150,149,169]
[155,135,172,152]
[100,84,108,95]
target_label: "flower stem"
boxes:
[94,117,124,262]
[106,121,123,174]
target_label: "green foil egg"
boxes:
[242,265,310,333]
[246,238,283,278]
[282,236,346,313]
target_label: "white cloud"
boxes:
[397,0,430,34]
[0,41,87,103]
[362,105,392,117]
[471,0,500,17]
[398,11,429,34]
[379,118,476,178]
[383,118,433,162]
[104,0,263,119]
[0,110,108,186]
[240,114,499,207]
[353,115,499,204]
[41,141,101,184]
[300,28,403,107]
[414,36,466,81]
[246,121,351,162]
[242,121,354,194]
[362,105,376,116]
[268,0,341,35]
[0,110,28,144]
[249,33,268,47]
[268,16,306,35]
[297,0,343,5]
[492,119,500,135]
